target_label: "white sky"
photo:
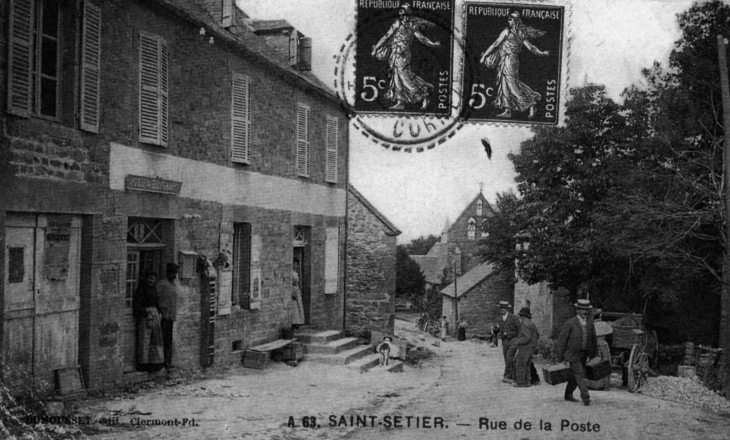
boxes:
[238,0,698,243]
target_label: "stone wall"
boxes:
[345,191,397,337]
[514,279,572,339]
[452,267,514,337]
[447,193,494,274]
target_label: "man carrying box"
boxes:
[556,299,598,406]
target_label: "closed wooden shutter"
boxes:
[7,0,34,117]
[231,73,251,164]
[296,103,310,177]
[232,223,251,307]
[324,227,339,294]
[80,1,102,132]
[325,116,338,183]
[289,32,299,67]
[139,32,168,146]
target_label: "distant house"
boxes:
[346,185,401,336]
[440,262,514,336]
[411,190,494,290]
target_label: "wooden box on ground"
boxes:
[543,363,571,386]
[586,359,612,381]
[279,342,304,361]
[243,350,270,370]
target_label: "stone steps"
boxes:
[295,329,403,373]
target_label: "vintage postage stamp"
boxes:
[462,1,568,125]
[354,1,456,116]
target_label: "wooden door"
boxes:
[3,214,81,388]
[123,248,162,372]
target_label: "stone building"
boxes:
[513,278,572,339]
[1,0,347,393]
[346,185,401,337]
[440,263,514,336]
[411,190,495,289]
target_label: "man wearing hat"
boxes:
[157,262,179,370]
[556,299,598,405]
[498,301,521,383]
[513,307,540,387]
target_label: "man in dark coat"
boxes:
[498,301,521,383]
[513,307,540,387]
[157,263,179,370]
[556,299,598,406]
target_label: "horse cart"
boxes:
[594,312,658,392]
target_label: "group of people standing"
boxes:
[133,263,179,372]
[497,299,598,406]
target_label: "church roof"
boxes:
[441,261,500,298]
[349,185,401,236]
[447,192,494,234]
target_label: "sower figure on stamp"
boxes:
[371,3,441,110]
[479,11,549,119]
[513,307,539,387]
[498,301,521,384]
[556,299,598,406]
[157,263,179,370]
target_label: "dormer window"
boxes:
[477,199,483,216]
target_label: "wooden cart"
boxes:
[595,312,658,393]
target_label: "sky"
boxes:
[238,0,699,243]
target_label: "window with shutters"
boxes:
[231,73,251,164]
[8,0,63,119]
[232,223,251,307]
[139,31,169,146]
[79,1,101,132]
[325,116,338,183]
[296,103,310,177]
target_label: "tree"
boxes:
[401,234,440,255]
[479,191,522,271]
[395,246,426,302]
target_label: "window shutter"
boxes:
[80,1,102,133]
[231,73,251,164]
[139,32,168,146]
[159,39,169,146]
[324,227,339,294]
[325,116,338,183]
[296,104,310,177]
[7,0,34,117]
[288,32,299,67]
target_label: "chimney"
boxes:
[298,37,312,71]
[221,0,233,27]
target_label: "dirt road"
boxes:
[75,317,730,440]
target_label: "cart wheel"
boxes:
[627,344,649,393]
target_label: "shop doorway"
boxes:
[123,218,173,372]
[293,226,311,324]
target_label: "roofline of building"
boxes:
[447,191,495,235]
[441,263,504,298]
[151,0,340,105]
[348,184,401,236]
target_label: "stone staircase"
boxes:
[294,329,403,373]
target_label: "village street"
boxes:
[73,316,730,440]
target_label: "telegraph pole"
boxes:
[716,34,730,396]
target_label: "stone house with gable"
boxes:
[1,0,348,393]
[346,185,400,337]
[411,190,495,290]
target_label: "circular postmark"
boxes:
[334,2,478,152]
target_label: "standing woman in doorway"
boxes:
[133,271,164,372]
[291,259,306,329]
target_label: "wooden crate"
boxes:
[279,342,304,361]
[586,359,612,381]
[543,364,571,386]
[243,350,270,369]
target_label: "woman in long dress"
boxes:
[480,11,549,118]
[371,4,441,110]
[291,266,305,327]
[134,271,164,372]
